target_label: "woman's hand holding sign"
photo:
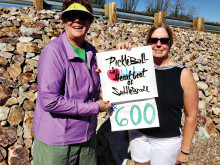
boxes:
[117,42,132,50]
[96,100,112,112]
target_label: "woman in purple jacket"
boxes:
[33,0,111,164]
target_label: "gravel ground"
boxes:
[189,136,220,165]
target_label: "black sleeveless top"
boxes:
[139,65,185,138]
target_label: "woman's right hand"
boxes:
[96,100,112,112]
[95,68,101,74]
[117,42,132,50]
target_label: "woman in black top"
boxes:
[118,23,198,165]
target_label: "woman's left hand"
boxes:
[117,42,132,50]
[175,151,189,164]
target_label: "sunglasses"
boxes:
[64,11,90,21]
[149,38,170,45]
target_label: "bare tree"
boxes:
[186,6,198,19]
[144,0,198,19]
[163,0,171,12]
[145,0,155,13]
[120,0,139,11]
[170,0,186,17]
[169,0,198,19]
[145,0,171,14]
[90,0,106,5]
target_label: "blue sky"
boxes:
[106,0,220,23]
[1,0,219,23]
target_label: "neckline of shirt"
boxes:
[154,64,184,70]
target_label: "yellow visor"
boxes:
[61,3,94,20]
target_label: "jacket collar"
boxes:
[61,30,94,61]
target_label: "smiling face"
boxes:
[149,27,170,59]
[64,11,91,48]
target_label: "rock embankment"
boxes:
[0,6,219,165]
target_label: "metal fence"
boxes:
[0,0,220,33]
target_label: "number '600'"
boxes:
[115,103,156,126]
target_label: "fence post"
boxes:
[33,0,43,11]
[158,11,166,24]
[193,18,205,31]
[154,13,159,25]
[197,18,205,31]
[193,19,197,29]
[104,2,117,23]
[154,11,166,25]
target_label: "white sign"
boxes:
[109,98,160,131]
[96,46,158,104]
